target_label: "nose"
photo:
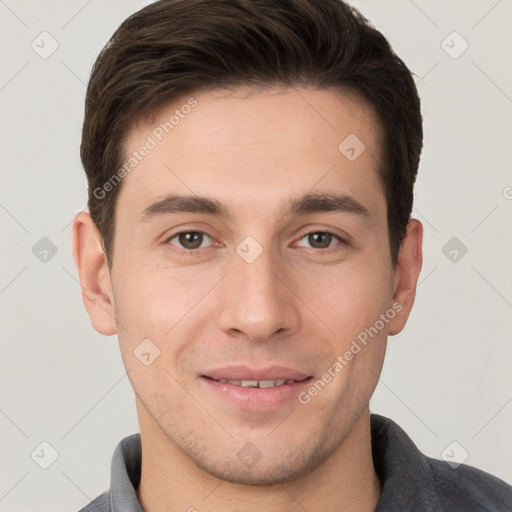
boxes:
[217,244,301,343]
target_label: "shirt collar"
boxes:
[371,414,443,511]
[109,433,144,512]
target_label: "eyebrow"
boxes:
[288,193,370,217]
[138,192,369,222]
[139,195,228,222]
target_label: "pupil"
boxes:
[179,232,202,249]
[309,232,331,248]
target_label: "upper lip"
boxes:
[203,366,312,381]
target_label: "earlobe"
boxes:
[388,219,423,336]
[72,211,117,336]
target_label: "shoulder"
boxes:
[371,414,512,511]
[77,491,110,512]
[427,456,512,511]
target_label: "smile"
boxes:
[201,373,313,411]
[211,378,298,388]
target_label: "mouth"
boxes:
[202,365,312,382]
[203,376,308,388]
[200,366,314,411]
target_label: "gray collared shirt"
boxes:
[78,414,512,511]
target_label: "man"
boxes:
[72,0,512,510]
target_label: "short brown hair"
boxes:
[81,0,422,267]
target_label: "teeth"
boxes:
[258,379,286,388]
[217,379,291,388]
[240,380,259,387]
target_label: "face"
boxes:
[75,86,421,485]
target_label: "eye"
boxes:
[296,232,342,249]
[167,231,213,250]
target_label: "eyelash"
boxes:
[165,230,347,253]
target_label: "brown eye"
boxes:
[307,232,333,249]
[169,231,210,250]
[297,232,340,249]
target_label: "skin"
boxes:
[73,86,423,512]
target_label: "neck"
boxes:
[136,409,380,512]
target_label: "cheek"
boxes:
[293,259,394,341]
[112,261,214,334]
[111,269,201,403]
[297,265,391,413]
[111,262,223,380]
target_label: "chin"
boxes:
[194,460,316,486]
[186,436,334,486]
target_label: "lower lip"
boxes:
[200,376,313,411]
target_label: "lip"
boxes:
[202,365,311,382]
[200,366,313,411]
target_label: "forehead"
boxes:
[118,86,384,216]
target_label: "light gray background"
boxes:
[1,0,511,510]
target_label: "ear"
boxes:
[72,211,117,336]
[388,219,423,336]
